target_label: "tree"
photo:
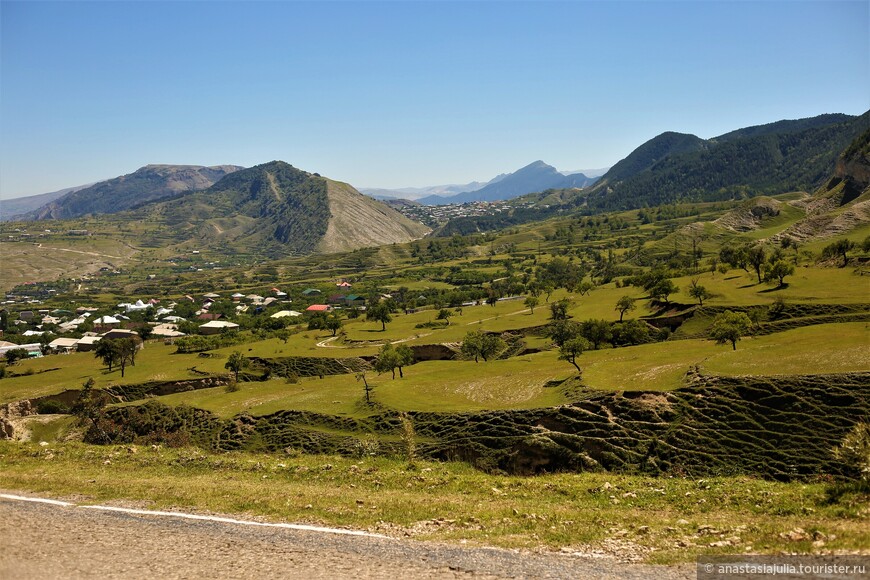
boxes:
[225,351,249,382]
[71,378,110,443]
[117,338,139,378]
[524,295,539,314]
[747,246,767,283]
[547,319,581,348]
[688,278,711,306]
[764,260,795,287]
[611,319,651,346]
[356,372,373,404]
[3,348,29,365]
[135,326,153,347]
[580,319,611,350]
[436,309,453,324]
[324,314,343,336]
[461,330,505,362]
[576,281,595,296]
[395,344,414,378]
[275,328,291,344]
[374,343,401,379]
[649,279,678,303]
[559,336,591,373]
[833,422,870,481]
[549,298,571,320]
[615,296,636,322]
[541,284,554,303]
[719,245,749,271]
[94,339,121,372]
[710,310,752,350]
[367,302,393,331]
[747,307,766,332]
[822,239,856,267]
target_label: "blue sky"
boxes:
[1,1,868,199]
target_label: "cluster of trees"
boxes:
[460,330,506,362]
[409,235,482,263]
[719,244,795,286]
[626,269,679,303]
[174,332,246,354]
[373,343,415,378]
[307,312,343,336]
[93,338,139,377]
[822,239,858,267]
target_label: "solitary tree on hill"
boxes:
[225,351,249,382]
[395,344,414,377]
[764,260,795,287]
[436,309,453,324]
[710,310,752,350]
[367,302,393,331]
[615,296,636,322]
[549,298,572,320]
[356,371,373,404]
[747,246,767,283]
[822,239,856,267]
[688,278,712,306]
[649,279,678,303]
[324,314,343,336]
[94,339,121,372]
[559,336,591,374]
[524,295,539,314]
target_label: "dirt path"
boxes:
[36,243,124,260]
[316,334,433,348]
[0,494,693,579]
[465,308,530,325]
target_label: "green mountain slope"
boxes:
[773,126,870,242]
[587,112,868,210]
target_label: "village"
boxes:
[0,280,376,360]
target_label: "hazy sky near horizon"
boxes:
[1,1,868,199]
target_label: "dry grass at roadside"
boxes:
[1,442,867,564]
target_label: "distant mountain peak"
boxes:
[416,160,597,205]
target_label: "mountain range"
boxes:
[431,112,870,237]
[361,162,603,205]
[4,110,867,256]
[21,164,244,220]
[0,182,96,220]
[584,112,866,210]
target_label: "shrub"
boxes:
[834,422,870,481]
[36,400,70,414]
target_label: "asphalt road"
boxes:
[0,494,695,579]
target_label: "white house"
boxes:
[198,320,240,335]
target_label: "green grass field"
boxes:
[108,323,870,419]
[0,342,227,404]
[670,266,870,306]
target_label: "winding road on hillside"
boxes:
[1,493,694,579]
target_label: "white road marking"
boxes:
[0,493,74,507]
[1,493,390,539]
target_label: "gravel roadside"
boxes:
[0,495,694,579]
